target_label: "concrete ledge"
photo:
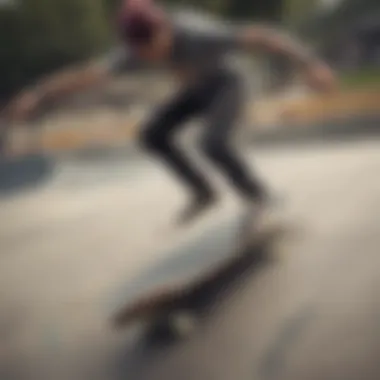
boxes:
[252,114,380,146]
[252,90,380,127]
[54,114,380,160]
[0,115,378,195]
[5,90,380,157]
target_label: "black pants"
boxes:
[139,69,265,201]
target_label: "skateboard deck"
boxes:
[111,207,289,339]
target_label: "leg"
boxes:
[139,88,218,224]
[139,88,214,198]
[200,74,267,201]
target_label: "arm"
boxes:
[238,25,337,92]
[6,47,138,122]
[6,61,109,123]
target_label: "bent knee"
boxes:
[138,126,154,151]
[138,123,167,152]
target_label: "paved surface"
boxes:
[1,138,380,380]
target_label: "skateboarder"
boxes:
[6,0,336,224]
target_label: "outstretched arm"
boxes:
[5,47,137,122]
[238,25,337,92]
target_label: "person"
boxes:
[6,0,336,225]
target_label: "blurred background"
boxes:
[0,0,379,380]
[0,0,379,163]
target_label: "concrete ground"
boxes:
[0,138,380,380]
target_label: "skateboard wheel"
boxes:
[168,311,196,337]
[149,311,196,342]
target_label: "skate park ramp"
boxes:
[0,137,380,380]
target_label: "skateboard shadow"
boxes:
[110,234,274,380]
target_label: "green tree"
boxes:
[226,0,283,21]
[301,0,380,39]
[0,0,109,100]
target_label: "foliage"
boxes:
[340,66,380,88]
[0,0,109,100]
[1,0,284,101]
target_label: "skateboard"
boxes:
[111,207,289,340]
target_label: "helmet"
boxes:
[117,0,165,45]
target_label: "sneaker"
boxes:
[245,191,285,230]
[176,192,218,226]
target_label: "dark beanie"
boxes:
[117,0,165,45]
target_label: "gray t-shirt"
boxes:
[102,10,241,79]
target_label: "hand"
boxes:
[304,62,338,94]
[6,90,42,123]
